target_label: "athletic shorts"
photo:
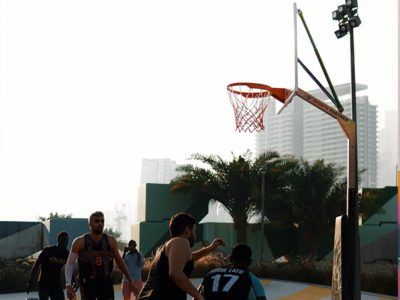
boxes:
[122,279,143,299]
[38,286,64,300]
[80,277,114,300]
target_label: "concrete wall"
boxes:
[325,187,397,262]
[0,221,40,239]
[202,222,273,261]
[0,218,91,258]
[132,183,209,256]
[0,223,45,259]
[44,218,89,250]
[360,230,397,263]
[359,189,397,263]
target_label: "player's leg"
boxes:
[96,277,115,300]
[80,280,97,300]
[133,279,143,300]
[122,280,131,300]
[48,286,65,300]
[38,287,50,300]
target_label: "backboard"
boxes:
[277,2,299,114]
[294,2,298,92]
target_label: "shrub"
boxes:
[192,251,230,278]
[360,262,397,296]
[250,257,333,286]
[0,257,36,293]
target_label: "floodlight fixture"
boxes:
[335,29,347,39]
[332,11,340,20]
[332,5,349,20]
[346,0,358,8]
[340,22,351,32]
[349,15,361,28]
[335,21,351,39]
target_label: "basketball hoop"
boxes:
[227,82,273,133]
[228,82,296,132]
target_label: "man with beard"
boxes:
[26,231,70,300]
[138,212,226,300]
[65,211,137,300]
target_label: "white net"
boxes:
[227,83,272,133]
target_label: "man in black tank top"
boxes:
[138,212,226,300]
[65,211,137,300]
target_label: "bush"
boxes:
[192,251,230,278]
[360,262,397,296]
[250,257,333,286]
[0,257,36,293]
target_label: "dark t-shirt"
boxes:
[202,264,252,300]
[37,245,69,289]
[139,244,194,300]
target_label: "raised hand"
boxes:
[209,238,227,251]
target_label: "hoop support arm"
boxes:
[297,9,344,113]
[295,88,356,188]
[296,88,354,139]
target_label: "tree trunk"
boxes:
[232,216,247,244]
[303,228,322,261]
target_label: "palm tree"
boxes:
[170,151,288,244]
[253,153,299,225]
[285,158,347,260]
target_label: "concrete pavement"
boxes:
[0,280,395,300]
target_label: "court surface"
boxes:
[188,278,396,300]
[0,279,395,300]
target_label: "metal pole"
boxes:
[295,87,356,300]
[348,25,361,300]
[261,170,266,261]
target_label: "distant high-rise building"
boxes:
[256,83,378,188]
[255,98,303,157]
[140,158,181,185]
[378,110,398,187]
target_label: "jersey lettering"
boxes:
[50,257,67,264]
[96,256,103,266]
[210,274,240,292]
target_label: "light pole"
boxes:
[260,169,266,261]
[332,1,361,299]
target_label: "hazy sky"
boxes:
[0,0,397,222]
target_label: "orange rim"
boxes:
[227,82,272,98]
[227,82,289,103]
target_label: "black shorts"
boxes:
[38,286,64,300]
[80,277,114,300]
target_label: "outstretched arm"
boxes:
[192,238,227,262]
[65,237,83,300]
